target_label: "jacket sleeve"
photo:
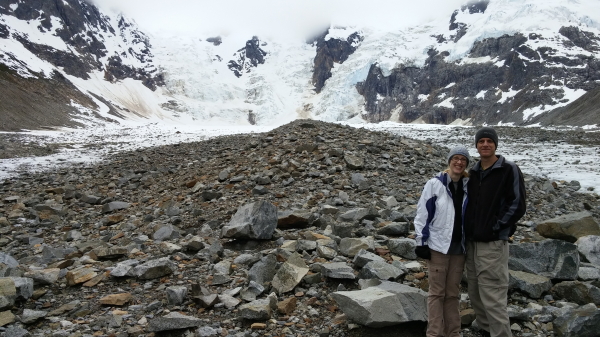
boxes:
[414,179,438,246]
[496,163,527,231]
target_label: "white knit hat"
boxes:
[447,146,470,166]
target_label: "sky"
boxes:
[90,0,467,39]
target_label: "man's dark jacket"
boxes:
[465,155,526,242]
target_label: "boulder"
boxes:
[239,295,277,321]
[222,201,278,240]
[388,238,417,260]
[102,201,130,213]
[358,261,405,281]
[331,281,428,327]
[576,235,600,267]
[508,270,552,299]
[353,249,386,268]
[131,257,176,280]
[536,211,600,243]
[0,278,16,310]
[248,254,278,285]
[509,239,579,280]
[320,262,356,280]
[553,303,600,337]
[344,154,364,170]
[551,281,600,305]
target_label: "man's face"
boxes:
[476,138,496,158]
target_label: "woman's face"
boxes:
[449,155,468,175]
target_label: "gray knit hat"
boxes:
[447,146,470,166]
[475,127,498,148]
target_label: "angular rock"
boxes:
[102,201,130,213]
[21,308,47,324]
[0,310,15,326]
[110,259,140,277]
[331,281,428,327]
[271,253,309,294]
[218,294,241,309]
[551,281,600,305]
[317,245,338,259]
[92,246,129,260]
[553,303,600,337]
[222,201,278,240]
[152,224,181,241]
[147,312,203,332]
[24,268,60,285]
[66,267,97,286]
[0,278,16,310]
[320,262,356,280]
[358,261,404,281]
[131,257,176,280]
[353,249,386,268]
[578,265,600,281]
[99,293,132,306]
[536,211,600,243]
[166,286,188,305]
[239,297,275,321]
[377,222,410,236]
[10,277,33,300]
[509,239,579,280]
[576,235,600,267]
[388,238,417,260]
[248,254,278,285]
[508,270,553,299]
[339,237,375,257]
[277,297,298,315]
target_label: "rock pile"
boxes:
[0,120,599,337]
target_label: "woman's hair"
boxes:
[443,167,469,177]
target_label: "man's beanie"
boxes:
[447,146,470,166]
[475,127,498,148]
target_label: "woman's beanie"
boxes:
[447,146,470,166]
[475,127,498,148]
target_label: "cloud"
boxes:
[91,0,466,39]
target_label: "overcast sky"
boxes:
[91,0,466,39]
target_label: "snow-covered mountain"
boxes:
[1,0,600,131]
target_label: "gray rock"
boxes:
[201,190,223,201]
[320,262,356,280]
[0,277,17,310]
[185,236,206,251]
[576,235,600,267]
[218,169,229,182]
[358,261,405,281]
[551,281,600,305]
[553,303,600,337]
[321,205,340,215]
[239,296,276,321]
[331,280,428,327]
[131,257,176,280]
[332,223,354,238]
[509,239,580,280]
[166,285,188,305]
[508,270,552,299]
[380,196,399,209]
[10,277,34,300]
[351,173,367,186]
[388,238,417,259]
[23,268,60,285]
[221,201,278,240]
[102,201,130,213]
[338,207,378,223]
[252,185,269,195]
[537,211,600,243]
[353,249,386,268]
[153,224,181,241]
[344,154,364,170]
[248,254,278,285]
[197,326,219,336]
[21,308,47,324]
[578,265,600,281]
[376,222,409,236]
[110,259,140,277]
[339,237,374,257]
[217,294,241,309]
[272,253,309,294]
[297,239,317,252]
[147,312,203,332]
[2,326,29,337]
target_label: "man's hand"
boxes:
[415,245,431,260]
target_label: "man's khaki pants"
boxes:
[427,250,465,337]
[466,240,511,337]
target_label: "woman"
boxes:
[414,146,470,337]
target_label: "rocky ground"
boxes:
[1,120,600,337]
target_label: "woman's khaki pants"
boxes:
[427,250,466,337]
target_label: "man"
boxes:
[465,127,526,337]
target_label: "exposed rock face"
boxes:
[228,36,268,77]
[311,29,363,93]
[356,20,600,125]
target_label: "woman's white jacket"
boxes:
[414,171,468,254]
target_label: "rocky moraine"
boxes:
[1,120,600,337]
